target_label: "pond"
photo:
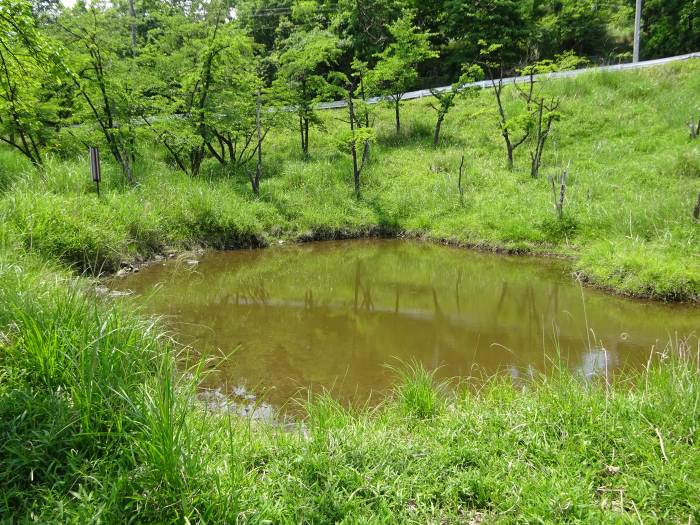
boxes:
[115,240,698,409]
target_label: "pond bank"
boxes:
[105,228,699,305]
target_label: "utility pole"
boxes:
[129,0,137,52]
[633,0,642,62]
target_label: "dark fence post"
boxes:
[89,147,101,197]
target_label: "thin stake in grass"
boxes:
[549,167,568,219]
[458,154,465,205]
[689,114,700,139]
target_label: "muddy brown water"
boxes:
[115,240,698,409]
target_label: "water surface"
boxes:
[116,240,698,408]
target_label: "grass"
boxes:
[0,61,699,522]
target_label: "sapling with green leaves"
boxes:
[330,69,376,197]
[138,8,224,177]
[59,7,143,183]
[0,0,61,166]
[527,93,560,179]
[273,28,340,156]
[199,50,269,176]
[370,11,438,134]
[479,42,531,170]
[139,7,276,190]
[429,64,483,146]
[350,57,375,166]
[481,44,584,174]
[516,52,585,178]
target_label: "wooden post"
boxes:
[89,147,101,197]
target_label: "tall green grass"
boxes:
[0,254,216,521]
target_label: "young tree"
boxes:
[273,28,340,156]
[481,44,582,174]
[139,6,277,191]
[370,11,437,133]
[479,43,531,171]
[0,0,60,166]
[516,52,585,178]
[429,63,483,147]
[350,57,374,165]
[330,67,376,197]
[137,10,214,177]
[59,7,142,183]
[197,40,269,181]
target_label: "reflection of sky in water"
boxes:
[577,347,619,378]
[115,240,699,407]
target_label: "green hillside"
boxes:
[2,60,699,300]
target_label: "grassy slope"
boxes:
[1,61,699,300]
[0,61,699,523]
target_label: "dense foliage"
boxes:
[1,0,698,182]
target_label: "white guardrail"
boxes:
[317,51,700,110]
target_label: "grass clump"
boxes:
[389,360,446,419]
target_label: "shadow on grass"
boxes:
[364,195,404,232]
[376,121,469,150]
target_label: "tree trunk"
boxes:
[361,141,370,171]
[530,100,545,178]
[299,116,305,156]
[694,191,700,220]
[253,90,262,195]
[348,94,360,197]
[394,97,400,134]
[190,145,204,177]
[506,143,514,170]
[433,113,445,147]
